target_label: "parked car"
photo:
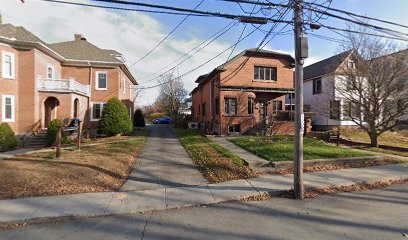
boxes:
[153,117,173,124]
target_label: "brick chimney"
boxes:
[74,34,86,41]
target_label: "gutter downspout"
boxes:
[88,62,92,129]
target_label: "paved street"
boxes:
[120,125,208,191]
[1,184,407,240]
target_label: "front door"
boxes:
[44,97,59,127]
[259,101,267,120]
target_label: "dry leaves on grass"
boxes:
[0,138,146,200]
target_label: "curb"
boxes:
[272,156,384,170]
[1,174,406,228]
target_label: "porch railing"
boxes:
[37,77,91,97]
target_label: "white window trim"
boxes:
[2,95,15,122]
[46,64,55,79]
[2,51,15,79]
[90,102,105,121]
[95,71,108,90]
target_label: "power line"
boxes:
[38,0,209,16]
[302,5,408,39]
[137,21,237,83]
[138,24,262,89]
[89,0,293,23]
[305,0,408,30]
[129,0,205,66]
[138,21,238,84]
[315,23,408,42]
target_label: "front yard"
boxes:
[174,129,257,183]
[339,128,408,157]
[0,135,146,200]
[229,135,370,162]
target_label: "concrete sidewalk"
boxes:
[0,163,406,226]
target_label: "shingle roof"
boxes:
[0,23,46,44]
[304,50,353,80]
[48,40,123,63]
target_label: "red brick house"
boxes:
[191,49,295,135]
[0,22,137,140]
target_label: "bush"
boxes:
[0,123,17,150]
[98,98,133,135]
[46,119,62,146]
[133,109,146,129]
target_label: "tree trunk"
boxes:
[370,133,379,147]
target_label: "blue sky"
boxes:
[1,0,408,105]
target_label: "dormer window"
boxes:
[347,61,355,69]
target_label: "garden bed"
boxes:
[174,129,257,183]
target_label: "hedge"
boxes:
[98,98,133,135]
[133,109,146,129]
[46,119,62,146]
[0,123,17,150]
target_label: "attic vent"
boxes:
[74,34,86,41]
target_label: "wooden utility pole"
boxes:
[293,0,307,200]
[56,126,62,159]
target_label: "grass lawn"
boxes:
[174,129,256,183]
[340,128,408,148]
[0,136,146,200]
[229,135,370,162]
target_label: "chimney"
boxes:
[74,34,86,41]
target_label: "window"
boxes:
[330,100,340,120]
[254,66,277,81]
[47,65,55,79]
[96,72,107,90]
[248,98,254,115]
[91,102,106,120]
[202,103,206,116]
[2,95,15,122]
[272,100,283,114]
[313,78,322,94]
[2,51,15,79]
[224,98,237,115]
[346,77,357,90]
[215,98,220,115]
[228,124,241,133]
[347,61,355,69]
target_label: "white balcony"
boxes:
[37,77,90,97]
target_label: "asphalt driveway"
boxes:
[120,124,208,191]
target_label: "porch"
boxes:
[37,77,91,97]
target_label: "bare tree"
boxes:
[330,30,408,147]
[154,74,188,123]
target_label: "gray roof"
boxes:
[0,23,46,44]
[49,40,123,63]
[304,50,353,80]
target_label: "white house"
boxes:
[304,50,361,130]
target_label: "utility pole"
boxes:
[293,0,307,200]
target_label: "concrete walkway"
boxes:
[0,163,406,225]
[207,136,271,171]
[120,125,208,191]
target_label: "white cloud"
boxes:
[0,0,230,106]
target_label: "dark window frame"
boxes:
[312,78,322,95]
[330,100,340,120]
[254,66,277,81]
[247,97,254,115]
[224,98,237,116]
